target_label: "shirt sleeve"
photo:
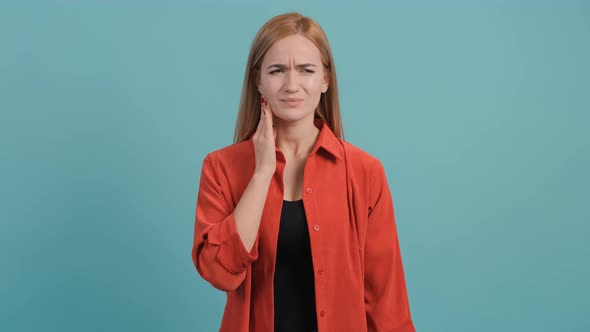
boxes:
[364,159,415,332]
[191,153,260,292]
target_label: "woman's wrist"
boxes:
[252,169,274,182]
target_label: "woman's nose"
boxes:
[283,71,299,92]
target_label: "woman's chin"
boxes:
[272,109,314,122]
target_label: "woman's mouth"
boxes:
[280,98,303,107]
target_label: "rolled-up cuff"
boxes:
[207,213,259,275]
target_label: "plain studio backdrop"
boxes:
[1,0,588,331]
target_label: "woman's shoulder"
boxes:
[338,140,393,199]
[203,139,253,164]
[339,139,384,173]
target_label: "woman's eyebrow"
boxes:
[266,63,317,70]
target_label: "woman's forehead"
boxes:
[263,35,322,64]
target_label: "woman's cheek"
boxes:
[312,77,325,93]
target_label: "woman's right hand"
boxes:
[252,96,278,178]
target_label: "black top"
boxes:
[273,199,318,332]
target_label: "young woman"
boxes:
[192,12,415,332]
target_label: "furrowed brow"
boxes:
[266,63,317,70]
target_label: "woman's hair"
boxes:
[233,12,344,143]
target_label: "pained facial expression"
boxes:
[258,34,328,122]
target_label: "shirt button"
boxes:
[306,187,312,194]
[313,224,320,231]
[320,310,325,317]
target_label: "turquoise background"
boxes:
[1,0,588,331]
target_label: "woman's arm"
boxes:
[191,153,272,292]
[234,170,272,251]
[364,159,415,332]
[192,100,276,292]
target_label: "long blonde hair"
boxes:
[233,12,344,143]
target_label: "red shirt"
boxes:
[192,118,416,331]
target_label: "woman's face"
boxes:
[258,34,328,123]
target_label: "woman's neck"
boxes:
[274,116,320,159]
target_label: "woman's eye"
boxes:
[268,69,314,74]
